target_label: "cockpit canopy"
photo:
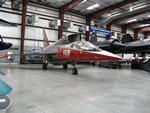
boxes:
[70,41,101,51]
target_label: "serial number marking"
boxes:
[63,49,70,56]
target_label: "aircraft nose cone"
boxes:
[99,50,122,61]
[113,41,126,48]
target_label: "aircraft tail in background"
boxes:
[43,29,50,47]
[122,34,134,44]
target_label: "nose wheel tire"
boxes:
[72,68,78,75]
[42,63,48,69]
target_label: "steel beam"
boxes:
[58,0,84,39]
[20,0,28,64]
[87,0,138,19]
[59,0,84,13]
[134,29,139,40]
[135,26,150,32]
[125,18,150,27]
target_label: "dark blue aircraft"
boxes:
[0,35,12,50]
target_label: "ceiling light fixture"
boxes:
[107,13,112,17]
[140,24,150,27]
[129,3,148,12]
[127,19,137,23]
[147,15,150,18]
[80,0,87,4]
[129,4,133,12]
[86,3,99,10]
[133,4,148,10]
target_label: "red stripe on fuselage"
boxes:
[57,47,121,62]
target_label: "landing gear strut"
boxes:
[63,63,68,69]
[42,59,48,69]
[72,62,78,75]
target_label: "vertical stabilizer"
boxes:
[122,34,134,44]
[90,32,97,44]
[43,29,49,47]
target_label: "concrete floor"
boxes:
[1,63,150,113]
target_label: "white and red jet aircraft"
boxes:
[41,30,122,74]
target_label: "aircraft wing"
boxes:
[116,43,150,54]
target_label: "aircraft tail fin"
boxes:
[43,29,49,47]
[90,32,97,44]
[122,34,134,44]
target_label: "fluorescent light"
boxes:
[80,0,87,4]
[129,4,133,12]
[107,14,112,17]
[140,24,150,27]
[86,3,99,10]
[129,3,148,12]
[127,19,137,23]
[129,7,133,12]
[132,4,148,10]
[93,3,99,8]
[148,15,150,18]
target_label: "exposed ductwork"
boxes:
[97,4,150,27]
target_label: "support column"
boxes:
[106,23,112,40]
[20,0,28,64]
[144,32,148,39]
[134,29,139,40]
[58,11,64,40]
[121,25,127,34]
[85,17,91,41]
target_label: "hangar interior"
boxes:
[0,0,150,113]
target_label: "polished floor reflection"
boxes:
[1,63,150,113]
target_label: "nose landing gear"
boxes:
[72,62,78,75]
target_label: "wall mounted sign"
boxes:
[90,26,112,36]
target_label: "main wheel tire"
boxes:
[119,65,121,69]
[63,63,68,69]
[72,68,78,75]
[42,63,48,69]
[92,62,95,66]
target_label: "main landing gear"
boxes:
[63,63,68,69]
[42,59,48,69]
[72,62,78,75]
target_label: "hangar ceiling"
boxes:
[29,0,150,32]
[31,0,72,8]
[31,0,149,15]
